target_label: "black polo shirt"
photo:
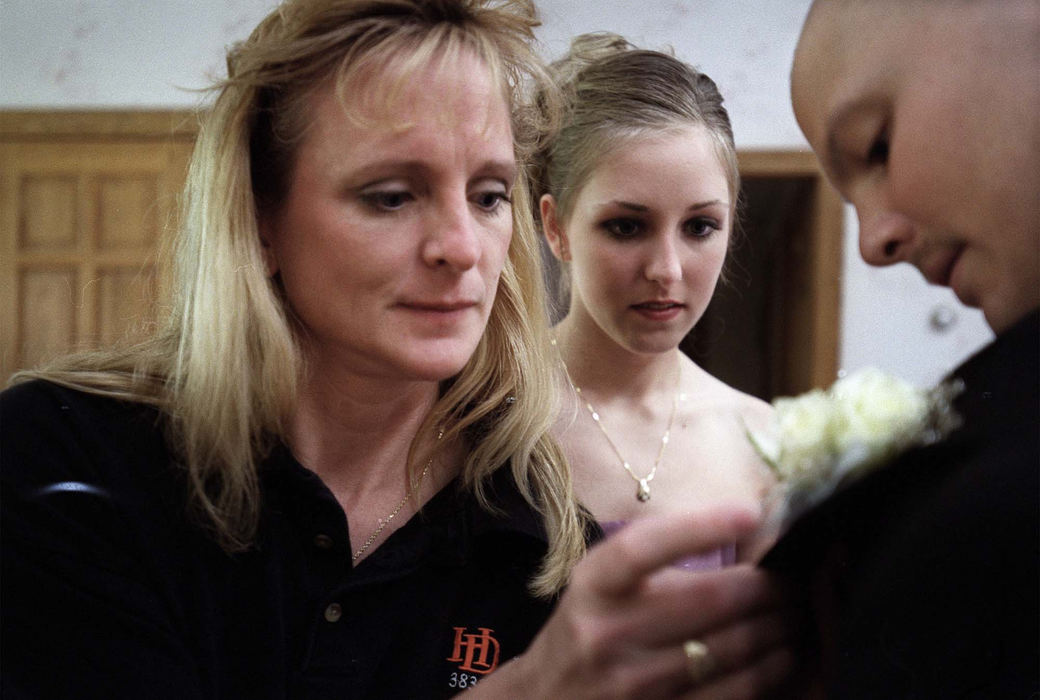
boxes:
[1,380,566,699]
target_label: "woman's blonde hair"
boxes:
[528,33,741,312]
[17,0,584,596]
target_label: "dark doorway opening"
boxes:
[683,174,821,400]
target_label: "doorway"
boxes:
[684,153,843,399]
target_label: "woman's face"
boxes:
[792,0,1040,334]
[544,126,731,354]
[262,50,515,382]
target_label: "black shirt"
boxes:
[763,309,1040,698]
[1,380,566,699]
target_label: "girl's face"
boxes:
[261,50,516,383]
[543,126,731,355]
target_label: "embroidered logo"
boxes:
[446,626,500,675]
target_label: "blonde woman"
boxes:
[531,34,775,566]
[1,5,796,698]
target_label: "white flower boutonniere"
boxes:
[749,368,964,528]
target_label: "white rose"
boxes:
[772,390,839,482]
[830,368,930,473]
[747,367,963,541]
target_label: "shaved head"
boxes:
[791,0,1040,333]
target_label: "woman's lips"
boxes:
[401,301,476,312]
[398,299,479,322]
[630,300,685,320]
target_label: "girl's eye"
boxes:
[473,191,510,212]
[602,218,643,239]
[361,190,413,211]
[685,217,720,238]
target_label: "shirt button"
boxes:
[313,534,334,550]
[324,603,342,623]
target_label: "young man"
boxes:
[764,1,1039,696]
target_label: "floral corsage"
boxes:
[749,367,964,534]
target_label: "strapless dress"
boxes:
[599,520,737,572]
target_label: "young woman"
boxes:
[1,3,796,698]
[532,34,775,566]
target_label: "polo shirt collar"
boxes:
[259,445,549,574]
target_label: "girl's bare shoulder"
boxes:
[680,357,773,427]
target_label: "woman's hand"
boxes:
[467,507,802,699]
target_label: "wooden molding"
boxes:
[738,149,825,177]
[0,110,200,140]
[740,149,845,392]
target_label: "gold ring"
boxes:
[682,639,715,685]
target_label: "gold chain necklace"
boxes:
[552,339,682,503]
[351,430,442,562]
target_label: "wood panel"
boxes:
[740,150,843,393]
[0,111,196,384]
[683,150,843,398]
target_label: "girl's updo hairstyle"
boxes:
[528,33,740,304]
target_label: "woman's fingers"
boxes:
[677,607,801,680]
[580,506,761,597]
[506,507,805,700]
[602,564,791,650]
[519,605,801,700]
[628,565,790,640]
[682,646,798,700]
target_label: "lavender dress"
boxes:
[600,520,737,572]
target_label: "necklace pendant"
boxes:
[636,478,651,502]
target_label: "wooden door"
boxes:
[0,111,196,384]
[682,150,844,398]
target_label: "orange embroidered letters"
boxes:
[446,627,500,674]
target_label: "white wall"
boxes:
[0,0,992,387]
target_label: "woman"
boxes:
[1,3,796,698]
[531,34,775,565]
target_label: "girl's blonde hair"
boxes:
[17,0,584,596]
[528,33,741,311]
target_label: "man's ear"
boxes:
[539,194,570,262]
